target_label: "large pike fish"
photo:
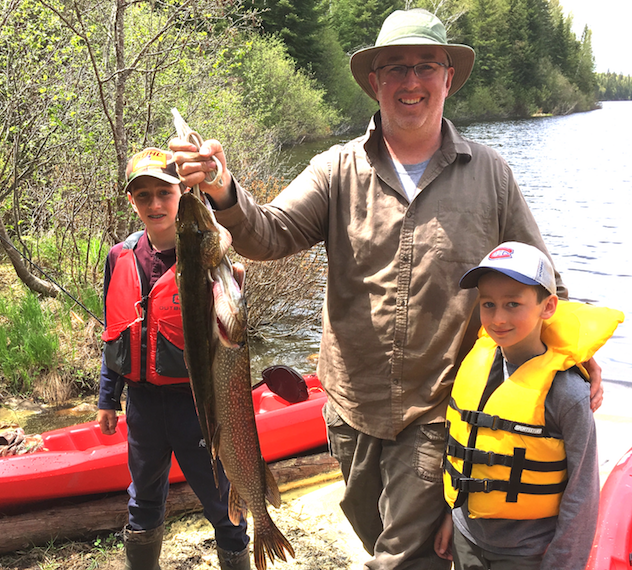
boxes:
[210,240,295,570]
[173,108,294,570]
[175,191,228,478]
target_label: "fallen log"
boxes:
[0,451,341,554]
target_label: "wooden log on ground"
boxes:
[0,451,341,554]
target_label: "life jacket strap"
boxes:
[445,461,568,497]
[449,398,554,438]
[445,435,568,472]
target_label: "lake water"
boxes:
[458,101,631,384]
[271,100,632,384]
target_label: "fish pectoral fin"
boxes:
[231,262,246,292]
[228,484,249,526]
[211,424,221,461]
[264,462,281,508]
[209,425,222,488]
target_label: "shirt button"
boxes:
[393,378,400,385]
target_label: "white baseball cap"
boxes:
[460,241,556,295]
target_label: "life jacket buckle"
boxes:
[134,297,149,320]
[482,479,492,493]
[461,409,477,424]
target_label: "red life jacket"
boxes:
[101,234,189,385]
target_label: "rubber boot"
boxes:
[217,545,252,570]
[123,523,164,570]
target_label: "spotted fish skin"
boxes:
[176,191,294,570]
[175,191,223,475]
[211,261,294,570]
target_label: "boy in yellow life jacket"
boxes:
[435,241,623,570]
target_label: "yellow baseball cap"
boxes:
[124,148,180,192]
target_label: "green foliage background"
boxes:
[0,0,628,396]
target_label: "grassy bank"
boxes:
[0,262,102,407]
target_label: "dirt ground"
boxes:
[0,481,367,570]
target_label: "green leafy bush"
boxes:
[235,35,342,144]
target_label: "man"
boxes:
[169,9,602,569]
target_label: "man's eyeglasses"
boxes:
[373,62,449,82]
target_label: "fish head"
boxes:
[176,192,231,269]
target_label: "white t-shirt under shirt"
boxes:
[391,158,430,202]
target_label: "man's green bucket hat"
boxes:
[350,9,476,100]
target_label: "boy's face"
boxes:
[478,272,557,361]
[127,177,181,236]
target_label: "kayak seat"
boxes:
[259,365,309,404]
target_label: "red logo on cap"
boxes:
[489,247,513,260]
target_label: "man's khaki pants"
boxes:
[324,403,450,570]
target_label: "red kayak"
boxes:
[0,373,327,510]
[587,446,632,570]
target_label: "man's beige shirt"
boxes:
[217,115,566,440]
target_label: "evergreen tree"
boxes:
[597,72,632,100]
[327,0,403,54]
[461,0,509,87]
[549,1,579,79]
[244,0,326,72]
[574,25,596,96]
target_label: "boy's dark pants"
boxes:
[453,526,543,570]
[126,383,249,553]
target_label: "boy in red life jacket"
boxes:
[97,148,251,570]
[435,241,623,570]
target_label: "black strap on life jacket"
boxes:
[444,460,568,500]
[449,398,554,438]
[445,434,567,472]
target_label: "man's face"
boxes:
[368,46,454,137]
[127,177,181,236]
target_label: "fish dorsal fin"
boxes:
[228,484,248,527]
[265,462,281,508]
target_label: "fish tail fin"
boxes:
[254,518,295,570]
[264,462,281,508]
[228,484,249,526]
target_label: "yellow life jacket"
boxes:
[444,301,624,520]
